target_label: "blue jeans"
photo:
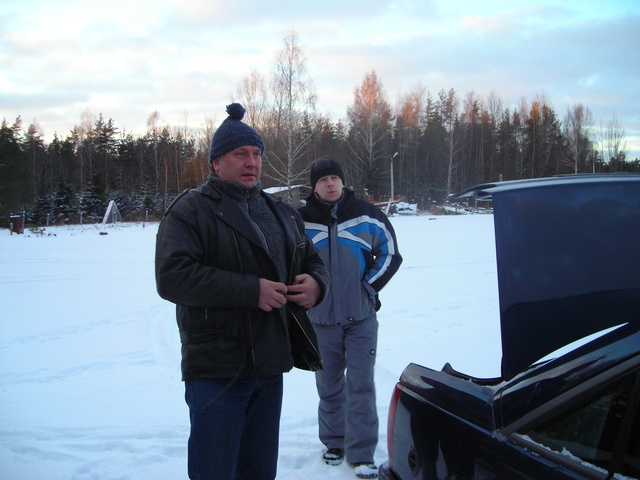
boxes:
[184,374,283,480]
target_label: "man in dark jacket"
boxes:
[155,103,330,480]
[298,158,402,479]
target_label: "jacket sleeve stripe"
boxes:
[303,222,329,245]
[338,215,399,285]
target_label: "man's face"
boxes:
[314,174,344,204]
[213,145,262,188]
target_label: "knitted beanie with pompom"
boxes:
[209,103,264,164]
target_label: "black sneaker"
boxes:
[323,448,344,466]
[351,462,378,479]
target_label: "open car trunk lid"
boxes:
[453,174,640,380]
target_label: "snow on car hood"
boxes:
[453,174,640,380]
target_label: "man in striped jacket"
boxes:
[298,158,403,479]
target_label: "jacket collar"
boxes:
[198,175,291,252]
[307,187,352,214]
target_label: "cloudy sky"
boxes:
[2,0,639,159]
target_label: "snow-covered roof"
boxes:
[263,185,306,194]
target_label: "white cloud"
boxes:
[1,0,638,158]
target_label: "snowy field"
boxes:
[0,213,501,479]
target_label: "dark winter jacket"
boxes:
[155,175,330,381]
[298,188,402,325]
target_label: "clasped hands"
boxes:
[258,274,320,312]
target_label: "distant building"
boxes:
[263,185,311,208]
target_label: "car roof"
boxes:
[453,174,640,380]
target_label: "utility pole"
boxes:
[390,152,399,201]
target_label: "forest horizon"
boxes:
[1,33,637,227]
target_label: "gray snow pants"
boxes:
[313,315,379,465]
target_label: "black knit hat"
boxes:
[209,103,265,164]
[310,157,345,188]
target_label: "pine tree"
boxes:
[32,194,53,225]
[78,175,106,223]
[52,182,76,224]
[0,117,30,217]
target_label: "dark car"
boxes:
[380,174,640,480]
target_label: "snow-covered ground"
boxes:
[0,213,501,479]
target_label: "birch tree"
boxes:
[266,30,316,199]
[347,70,392,197]
[235,69,270,133]
[394,83,426,201]
[146,111,162,191]
[599,115,627,170]
[438,88,464,195]
[563,103,593,173]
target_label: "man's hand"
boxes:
[258,278,288,312]
[285,274,321,309]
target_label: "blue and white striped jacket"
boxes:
[298,188,402,325]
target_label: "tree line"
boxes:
[1,31,637,227]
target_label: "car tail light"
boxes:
[387,382,403,463]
